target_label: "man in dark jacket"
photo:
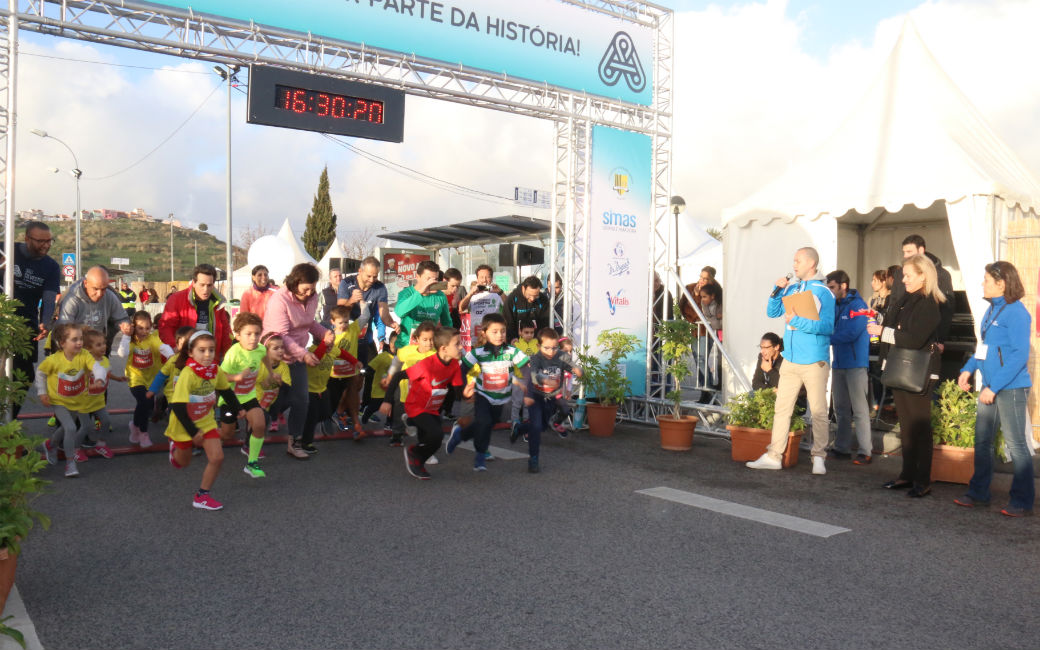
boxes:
[825,270,874,463]
[503,276,550,342]
[889,234,954,348]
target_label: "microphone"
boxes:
[771,273,793,298]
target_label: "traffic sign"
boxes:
[62,265,75,279]
[62,253,76,266]
[111,257,130,266]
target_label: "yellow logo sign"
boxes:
[612,170,629,197]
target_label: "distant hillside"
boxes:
[42,220,246,282]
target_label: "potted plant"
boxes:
[576,329,641,437]
[724,389,805,467]
[930,379,998,484]
[655,318,698,450]
[0,294,52,618]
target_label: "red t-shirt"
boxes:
[404,354,463,418]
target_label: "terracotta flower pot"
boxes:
[931,444,974,484]
[0,546,16,616]
[657,415,698,451]
[586,403,619,437]
[726,425,803,468]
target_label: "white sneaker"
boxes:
[426,455,439,465]
[64,460,80,478]
[746,453,782,470]
[812,456,827,475]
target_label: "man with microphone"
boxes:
[747,247,835,475]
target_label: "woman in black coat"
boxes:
[867,254,944,497]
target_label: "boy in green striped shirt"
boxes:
[445,312,530,471]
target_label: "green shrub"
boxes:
[725,388,805,432]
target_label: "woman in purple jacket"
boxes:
[954,261,1034,517]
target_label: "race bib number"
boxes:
[234,369,258,394]
[332,358,355,377]
[258,388,278,409]
[57,371,86,397]
[187,392,216,420]
[88,374,108,395]
[131,347,153,369]
[426,388,449,412]
[482,365,510,392]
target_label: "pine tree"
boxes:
[302,166,337,259]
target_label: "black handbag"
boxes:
[880,344,939,394]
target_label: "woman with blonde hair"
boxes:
[867,254,945,497]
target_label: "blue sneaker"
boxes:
[474,454,487,472]
[445,423,462,455]
[334,411,352,432]
[509,422,523,444]
[528,455,540,473]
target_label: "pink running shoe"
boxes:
[94,442,114,459]
[138,430,154,447]
[268,420,280,432]
[73,448,89,463]
[192,492,223,511]
[128,422,141,444]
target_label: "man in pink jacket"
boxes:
[262,263,335,458]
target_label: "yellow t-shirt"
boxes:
[126,332,169,388]
[81,355,111,414]
[257,361,291,411]
[367,351,393,400]
[155,357,181,401]
[330,324,361,379]
[514,338,539,357]
[164,365,230,442]
[306,344,336,394]
[396,344,436,401]
[37,350,96,411]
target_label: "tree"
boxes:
[302,166,337,259]
[236,222,271,267]
[706,227,723,242]
[340,224,382,261]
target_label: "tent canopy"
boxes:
[383,215,551,250]
[720,19,1040,396]
[231,218,318,297]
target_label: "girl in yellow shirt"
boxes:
[124,312,175,448]
[165,331,243,511]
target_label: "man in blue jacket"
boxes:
[825,270,873,464]
[748,247,835,475]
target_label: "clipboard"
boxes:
[782,291,819,321]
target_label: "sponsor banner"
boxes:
[144,0,653,105]
[587,125,652,396]
[382,251,432,304]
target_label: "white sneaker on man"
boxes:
[746,453,782,470]
[812,456,827,475]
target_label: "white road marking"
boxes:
[636,487,851,538]
[455,440,529,460]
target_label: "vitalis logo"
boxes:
[598,32,646,93]
[606,290,630,315]
[607,241,630,277]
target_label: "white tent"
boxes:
[230,218,318,298]
[720,20,1040,394]
[315,237,346,284]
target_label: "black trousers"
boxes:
[302,391,330,445]
[893,387,934,487]
[407,412,444,463]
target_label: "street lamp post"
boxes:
[31,129,82,278]
[169,213,174,282]
[669,195,686,307]
[213,64,240,299]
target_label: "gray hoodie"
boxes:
[56,279,129,336]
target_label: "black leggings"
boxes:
[129,385,154,432]
[407,412,445,463]
[893,387,934,487]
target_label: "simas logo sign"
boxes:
[606,289,630,315]
[598,32,646,93]
[606,241,631,277]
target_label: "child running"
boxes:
[36,323,106,477]
[296,339,340,457]
[125,311,175,448]
[327,305,366,439]
[165,331,243,511]
[218,312,270,478]
[79,327,127,460]
[380,326,474,479]
[510,321,539,437]
[361,337,395,432]
[510,328,583,472]
[256,332,291,431]
[147,326,195,411]
[381,321,437,447]
[445,313,530,471]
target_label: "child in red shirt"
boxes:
[380,326,473,480]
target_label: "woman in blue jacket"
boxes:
[954,261,1034,517]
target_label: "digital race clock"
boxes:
[247,66,405,142]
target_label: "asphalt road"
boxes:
[12,385,1040,650]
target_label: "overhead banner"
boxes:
[144,0,653,105]
[587,125,652,396]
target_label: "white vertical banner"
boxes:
[587,125,652,396]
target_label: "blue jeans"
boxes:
[831,367,872,455]
[967,387,1035,510]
